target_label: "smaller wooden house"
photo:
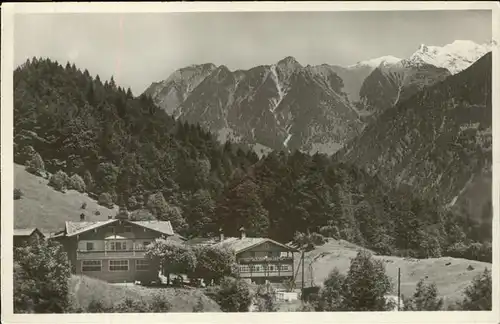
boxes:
[14,228,45,247]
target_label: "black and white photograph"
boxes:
[1,2,498,322]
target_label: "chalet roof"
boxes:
[64,219,175,237]
[185,237,219,246]
[132,221,174,237]
[214,237,299,254]
[14,228,44,237]
[65,219,117,237]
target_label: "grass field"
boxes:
[14,163,118,234]
[293,239,492,308]
[69,275,221,312]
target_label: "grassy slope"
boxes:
[293,239,491,307]
[69,275,221,312]
[14,163,119,234]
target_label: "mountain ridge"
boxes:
[144,39,491,155]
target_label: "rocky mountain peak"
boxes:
[277,56,302,70]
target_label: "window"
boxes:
[124,226,132,233]
[251,265,262,272]
[110,241,127,251]
[110,227,116,234]
[280,265,289,271]
[239,265,250,272]
[86,242,94,251]
[136,259,150,271]
[109,259,129,271]
[82,260,101,272]
[268,265,276,272]
[267,251,273,257]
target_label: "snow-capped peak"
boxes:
[406,40,493,74]
[348,55,402,69]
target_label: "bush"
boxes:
[145,239,197,285]
[342,250,393,311]
[149,293,172,312]
[310,232,327,246]
[402,279,443,311]
[113,297,150,313]
[86,299,113,313]
[98,192,114,208]
[458,268,492,310]
[191,244,238,285]
[316,269,346,311]
[192,296,204,312]
[25,152,45,176]
[254,284,279,312]
[319,225,339,239]
[213,277,252,312]
[49,170,70,192]
[14,240,71,313]
[312,250,393,312]
[69,174,86,193]
[14,188,23,200]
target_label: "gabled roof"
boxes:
[185,237,219,246]
[64,219,175,237]
[14,228,44,237]
[132,220,174,237]
[65,219,117,237]
[214,237,299,253]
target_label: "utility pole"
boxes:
[301,250,305,292]
[397,267,401,311]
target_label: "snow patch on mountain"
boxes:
[283,133,293,147]
[269,64,287,112]
[406,40,493,74]
[348,55,402,69]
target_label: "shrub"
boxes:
[254,283,279,312]
[458,268,492,310]
[341,250,393,311]
[114,297,150,313]
[98,192,114,209]
[149,293,172,312]
[192,296,204,312]
[316,269,346,311]
[69,174,86,193]
[191,244,238,285]
[145,239,197,285]
[402,279,443,311]
[310,232,327,246]
[48,170,70,192]
[213,277,252,312]
[25,152,45,176]
[319,225,339,239]
[14,240,71,313]
[14,188,23,200]
[86,299,113,313]
[311,250,393,312]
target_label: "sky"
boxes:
[14,10,492,95]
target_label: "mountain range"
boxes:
[340,52,492,232]
[144,40,493,156]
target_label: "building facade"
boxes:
[192,228,299,285]
[14,228,45,247]
[51,217,181,283]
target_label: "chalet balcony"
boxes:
[237,256,293,264]
[239,270,294,278]
[76,249,147,260]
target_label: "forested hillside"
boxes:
[14,58,490,261]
